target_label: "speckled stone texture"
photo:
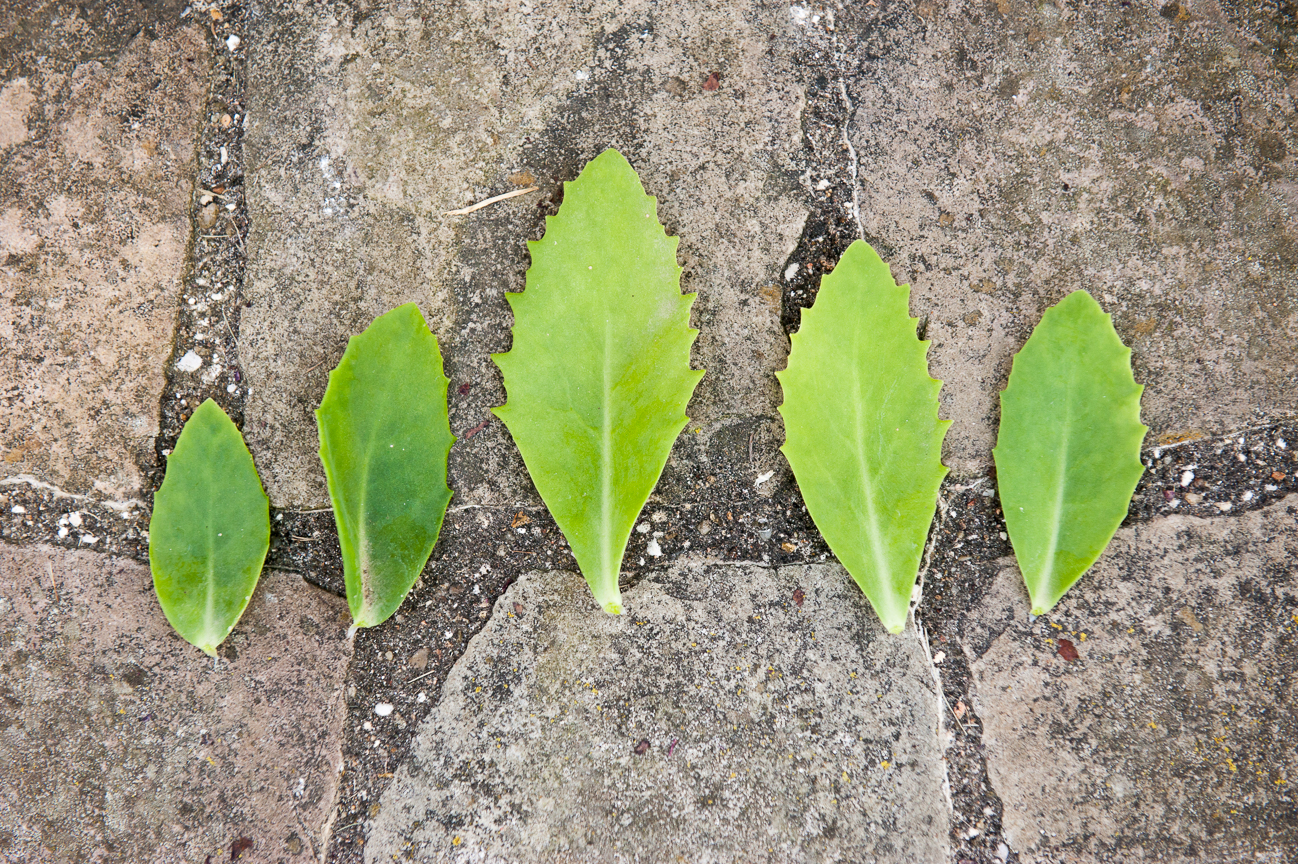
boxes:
[0,544,353,863]
[367,560,948,863]
[0,23,208,497]
[968,494,1298,863]
[240,0,808,509]
[834,0,1298,475]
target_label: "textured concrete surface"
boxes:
[0,19,208,496]
[827,0,1298,475]
[241,0,808,509]
[369,560,948,863]
[968,494,1298,862]
[0,544,353,863]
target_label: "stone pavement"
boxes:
[1,1,1296,863]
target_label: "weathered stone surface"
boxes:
[0,544,353,862]
[241,0,808,508]
[368,560,948,863]
[836,1,1298,474]
[969,494,1298,862]
[0,22,209,496]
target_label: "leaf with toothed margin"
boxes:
[777,241,950,634]
[150,399,270,655]
[317,303,455,629]
[994,290,1146,616]
[492,149,704,615]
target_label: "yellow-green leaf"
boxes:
[777,241,950,634]
[994,290,1147,615]
[492,149,704,614]
[149,399,270,655]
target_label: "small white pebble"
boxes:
[176,350,203,372]
[362,721,372,731]
[646,538,662,557]
[10,505,26,514]
[58,526,69,538]
[784,262,799,281]
[68,511,82,528]
[1237,452,1246,462]
[755,470,775,488]
[1215,501,1232,512]
[574,69,590,80]
[81,534,98,544]
[1180,470,1194,487]
[932,650,946,665]
[416,691,427,704]
[374,702,394,717]
[1278,438,1288,450]
[999,531,1008,540]
[444,630,453,639]
[1241,491,1254,502]
[225,34,240,51]
[1265,484,1279,491]
[227,384,238,394]
[635,522,650,534]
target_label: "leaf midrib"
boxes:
[850,337,891,591]
[1039,377,1074,591]
[600,315,613,581]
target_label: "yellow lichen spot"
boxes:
[1080,633,1087,641]
[842,771,850,782]
[1227,759,1237,772]
[452,837,462,846]
[881,761,890,770]
[1050,622,1062,630]
[475,686,481,692]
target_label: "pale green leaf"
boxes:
[994,290,1146,616]
[150,399,270,655]
[317,303,455,629]
[777,241,950,634]
[492,149,704,614]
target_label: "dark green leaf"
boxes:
[150,399,270,655]
[317,303,455,629]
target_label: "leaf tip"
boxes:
[886,623,905,635]
[603,601,624,615]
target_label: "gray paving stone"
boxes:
[836,1,1298,475]
[368,560,949,863]
[0,24,209,496]
[969,494,1298,863]
[0,544,353,862]
[240,0,808,508]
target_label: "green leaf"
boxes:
[149,399,270,655]
[777,241,950,634]
[317,304,455,629]
[492,149,704,615]
[994,290,1146,616]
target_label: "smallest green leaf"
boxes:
[149,399,270,656]
[994,290,1147,616]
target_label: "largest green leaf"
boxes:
[150,399,270,656]
[994,290,1146,616]
[492,149,704,615]
[317,303,455,629]
[777,240,950,634]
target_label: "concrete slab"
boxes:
[831,0,1298,474]
[240,0,808,508]
[0,544,353,862]
[368,560,948,863]
[969,494,1298,862]
[0,22,209,496]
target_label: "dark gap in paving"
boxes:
[152,2,250,478]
